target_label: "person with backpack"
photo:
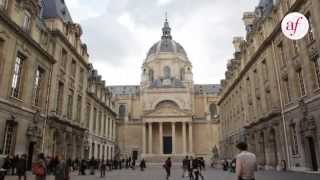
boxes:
[33,153,47,180]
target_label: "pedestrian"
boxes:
[89,157,95,175]
[16,154,27,180]
[222,159,228,171]
[54,155,68,180]
[2,156,11,175]
[182,156,189,178]
[100,160,106,177]
[235,142,257,180]
[163,157,172,180]
[189,156,194,180]
[131,159,136,170]
[32,153,47,180]
[79,159,86,175]
[139,159,146,171]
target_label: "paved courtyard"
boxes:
[4,166,320,180]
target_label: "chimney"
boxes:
[232,37,244,53]
[242,12,256,33]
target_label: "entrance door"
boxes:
[163,137,172,154]
[132,151,138,160]
[308,137,318,171]
[27,142,35,170]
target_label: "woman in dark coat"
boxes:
[163,157,172,180]
[16,155,27,180]
[54,155,68,180]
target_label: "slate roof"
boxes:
[194,84,221,95]
[108,86,140,96]
[41,0,73,22]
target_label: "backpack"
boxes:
[32,162,45,176]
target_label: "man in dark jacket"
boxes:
[16,154,27,180]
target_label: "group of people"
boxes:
[1,142,258,180]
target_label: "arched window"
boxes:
[149,69,154,82]
[210,103,217,119]
[164,66,171,79]
[119,104,126,120]
[180,68,185,80]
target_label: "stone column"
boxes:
[159,122,163,154]
[142,123,146,154]
[182,122,187,154]
[148,122,153,154]
[172,122,176,154]
[188,122,193,154]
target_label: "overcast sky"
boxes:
[66,0,259,85]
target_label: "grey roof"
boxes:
[146,40,188,59]
[194,84,221,95]
[41,0,73,22]
[108,86,140,96]
[146,17,188,59]
[256,0,273,17]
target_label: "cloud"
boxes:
[67,0,259,85]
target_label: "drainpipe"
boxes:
[271,40,291,169]
[41,51,55,153]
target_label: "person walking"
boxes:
[182,156,188,178]
[163,157,172,180]
[100,160,106,177]
[188,156,194,180]
[54,155,68,180]
[235,142,257,180]
[33,153,47,180]
[16,154,27,180]
[139,159,146,171]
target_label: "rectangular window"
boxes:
[262,59,268,82]
[98,111,102,135]
[297,70,306,97]
[290,124,299,155]
[56,82,64,115]
[2,121,17,155]
[67,90,74,120]
[71,59,76,77]
[93,108,97,133]
[306,12,315,42]
[292,40,299,55]
[22,11,31,32]
[61,48,68,68]
[313,55,320,89]
[0,39,4,87]
[79,67,84,86]
[86,103,91,128]
[33,67,45,107]
[76,95,82,122]
[103,114,107,136]
[283,79,291,103]
[11,54,25,98]
[277,42,286,66]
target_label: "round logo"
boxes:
[281,12,309,40]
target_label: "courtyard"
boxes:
[5,166,320,180]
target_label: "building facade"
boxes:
[110,18,220,162]
[0,0,116,167]
[219,0,320,172]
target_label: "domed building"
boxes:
[109,18,220,161]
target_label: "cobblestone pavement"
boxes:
[4,166,320,180]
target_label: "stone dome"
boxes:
[145,17,188,61]
[147,39,187,58]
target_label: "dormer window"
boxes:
[22,11,31,32]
